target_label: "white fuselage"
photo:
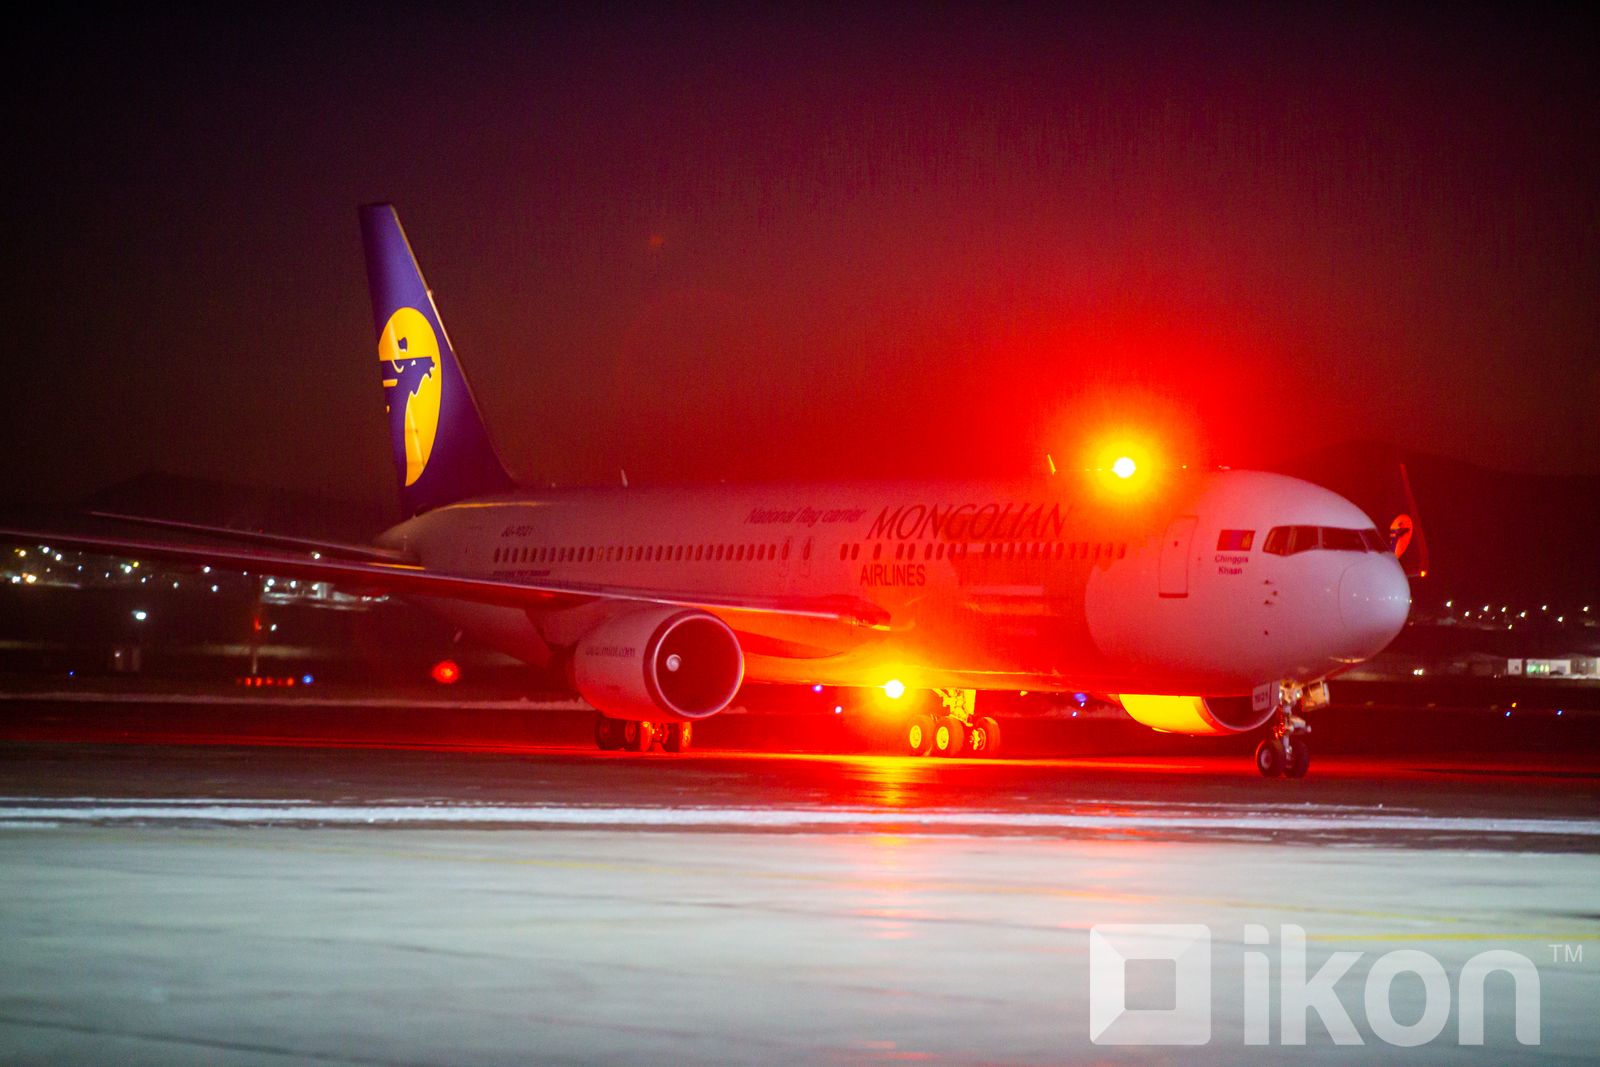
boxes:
[377,468,1410,697]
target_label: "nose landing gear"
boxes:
[1254,681,1323,778]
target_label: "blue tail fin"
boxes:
[360,204,514,517]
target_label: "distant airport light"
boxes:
[833,705,844,715]
[301,674,315,686]
[1444,600,1452,608]
[812,684,824,693]
[202,566,211,573]
[131,610,147,622]
[22,574,36,584]
[431,660,461,685]
[1111,456,1137,479]
[882,679,906,700]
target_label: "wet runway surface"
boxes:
[1,733,1597,1063]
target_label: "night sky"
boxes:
[7,6,1597,514]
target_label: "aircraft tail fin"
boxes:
[1384,461,1431,579]
[359,203,514,518]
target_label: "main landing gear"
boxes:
[594,713,692,754]
[900,689,1002,759]
[1253,682,1325,779]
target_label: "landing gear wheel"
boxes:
[904,713,935,756]
[662,722,693,753]
[1284,737,1311,778]
[967,716,1002,757]
[931,715,966,757]
[1254,738,1284,778]
[594,714,626,751]
[623,720,656,752]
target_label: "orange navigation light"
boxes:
[1112,456,1137,479]
[431,659,461,685]
[882,679,907,700]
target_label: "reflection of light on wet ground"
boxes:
[846,756,941,809]
[834,833,927,941]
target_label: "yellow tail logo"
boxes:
[378,307,442,486]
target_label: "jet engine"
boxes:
[571,607,745,721]
[1118,694,1273,736]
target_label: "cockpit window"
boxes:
[1321,528,1365,552]
[1289,526,1320,554]
[1263,525,1394,556]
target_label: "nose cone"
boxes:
[1338,555,1411,657]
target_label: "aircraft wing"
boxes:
[0,526,891,632]
[86,511,416,564]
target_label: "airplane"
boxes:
[2,204,1419,777]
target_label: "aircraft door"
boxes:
[1158,515,1198,598]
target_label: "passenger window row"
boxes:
[1262,526,1390,556]
[837,540,1128,562]
[493,542,793,565]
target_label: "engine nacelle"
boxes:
[1118,694,1274,736]
[571,607,744,721]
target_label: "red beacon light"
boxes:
[431,659,461,685]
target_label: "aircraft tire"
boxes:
[932,716,965,757]
[624,720,656,752]
[1285,737,1311,778]
[970,716,1002,757]
[662,722,693,753]
[904,714,935,757]
[594,713,627,751]
[1254,738,1284,778]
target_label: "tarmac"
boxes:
[0,709,1597,1064]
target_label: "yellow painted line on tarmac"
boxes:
[1314,931,1595,943]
